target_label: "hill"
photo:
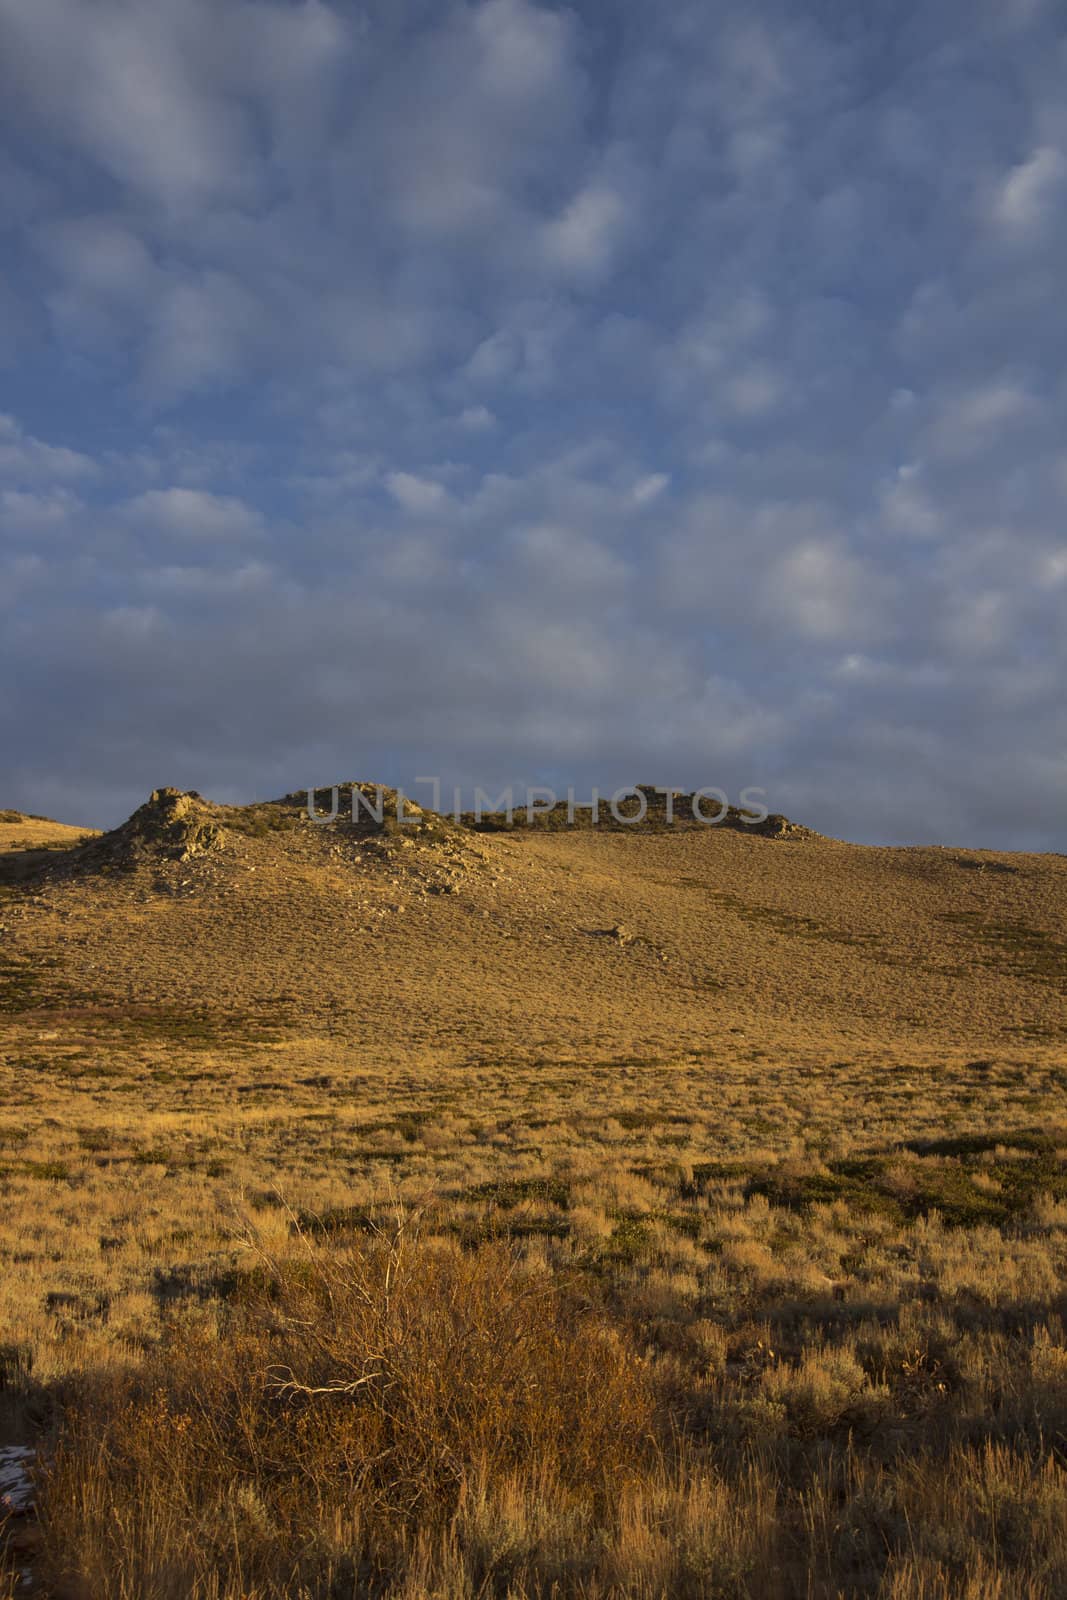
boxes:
[1,783,1064,1068]
[0,808,98,855]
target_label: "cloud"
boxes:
[541,184,629,277]
[0,414,98,483]
[660,497,893,646]
[335,0,582,244]
[630,474,670,507]
[384,472,452,515]
[457,405,497,432]
[0,0,346,211]
[122,488,263,541]
[990,145,1065,233]
[0,487,83,533]
[140,560,278,598]
[878,465,942,539]
[100,604,165,643]
[760,538,883,643]
[929,382,1035,458]
[0,2,245,208]
[510,522,631,597]
[724,364,786,418]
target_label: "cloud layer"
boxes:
[1,0,1064,845]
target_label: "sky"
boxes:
[0,0,1065,847]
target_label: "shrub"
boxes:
[760,1345,890,1437]
[38,1226,655,1598]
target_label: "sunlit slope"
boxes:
[1,787,1064,1066]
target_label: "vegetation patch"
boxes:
[952,856,1019,875]
[22,1159,71,1181]
[57,1003,291,1049]
[294,1204,379,1237]
[902,1128,1061,1158]
[465,1175,571,1208]
[707,889,882,950]
[224,802,304,839]
[746,1144,1067,1229]
[0,951,60,1012]
[939,912,1067,987]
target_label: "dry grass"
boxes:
[37,1216,655,1599]
[4,1077,1067,1597]
[22,1203,1067,1599]
[2,797,1066,1594]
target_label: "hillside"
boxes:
[2,784,1064,1070]
[0,809,98,855]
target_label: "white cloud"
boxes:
[0,0,250,208]
[1039,548,1067,586]
[761,538,879,643]
[929,382,1035,458]
[630,473,670,507]
[457,301,580,398]
[100,604,164,641]
[512,523,630,594]
[954,384,1032,430]
[457,405,497,432]
[661,496,891,644]
[385,471,451,515]
[34,215,157,303]
[939,589,1012,659]
[0,0,346,211]
[123,488,263,541]
[725,365,785,418]
[990,145,1064,233]
[542,184,628,277]
[464,331,519,384]
[342,0,581,241]
[472,0,575,101]
[482,607,620,700]
[0,414,98,484]
[0,552,48,610]
[675,293,773,377]
[141,561,277,597]
[879,465,941,539]
[143,272,264,399]
[0,487,83,532]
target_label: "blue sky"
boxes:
[1,0,1064,846]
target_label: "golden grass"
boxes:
[23,1207,1067,1599]
[1,805,1066,1593]
[1,1042,1066,1595]
[38,1219,654,1598]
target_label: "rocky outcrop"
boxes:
[76,788,227,870]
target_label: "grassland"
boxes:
[0,797,1065,1597]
